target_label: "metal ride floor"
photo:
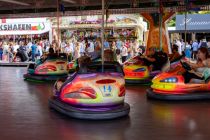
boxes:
[1,67,210,140]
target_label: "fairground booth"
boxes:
[49,14,147,43]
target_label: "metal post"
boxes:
[184,9,187,51]
[159,1,163,51]
[101,0,105,72]
[159,13,163,51]
[57,0,60,49]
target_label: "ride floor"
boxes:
[1,67,210,140]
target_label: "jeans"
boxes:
[0,52,3,60]
[183,71,203,83]
[32,53,35,62]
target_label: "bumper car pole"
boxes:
[101,0,105,73]
[159,0,163,51]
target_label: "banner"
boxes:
[0,18,51,35]
[176,14,210,30]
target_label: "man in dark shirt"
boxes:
[140,47,167,71]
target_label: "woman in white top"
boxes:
[65,42,73,61]
[182,47,210,83]
[36,43,43,59]
[74,42,80,59]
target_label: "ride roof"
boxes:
[0,0,209,18]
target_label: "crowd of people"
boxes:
[0,37,210,65]
[172,38,210,60]
[0,38,143,63]
[0,39,49,62]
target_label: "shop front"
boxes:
[169,14,210,42]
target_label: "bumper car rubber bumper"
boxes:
[146,88,210,101]
[125,78,151,84]
[48,97,130,120]
[23,73,68,81]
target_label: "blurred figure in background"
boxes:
[192,39,199,60]
[31,41,37,62]
[169,44,181,62]
[0,42,3,61]
[121,43,128,63]
[175,39,182,55]
[185,42,192,59]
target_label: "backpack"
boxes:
[201,42,208,48]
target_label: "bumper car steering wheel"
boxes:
[180,61,192,71]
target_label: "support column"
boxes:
[101,0,105,72]
[141,12,175,54]
[192,33,196,41]
[56,0,60,47]
[49,29,53,44]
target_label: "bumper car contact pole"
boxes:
[184,0,187,56]
[57,0,60,49]
[159,0,163,51]
[101,0,105,72]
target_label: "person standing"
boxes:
[201,39,208,48]
[175,39,182,55]
[180,39,185,53]
[95,40,101,57]
[0,42,3,61]
[79,40,86,56]
[36,42,43,60]
[185,42,192,59]
[121,43,128,63]
[65,42,73,61]
[8,46,13,62]
[74,42,80,59]
[104,40,110,50]
[192,40,199,60]
[2,42,8,61]
[116,39,122,50]
[126,40,132,59]
[198,39,202,48]
[19,41,28,61]
[69,40,75,56]
[60,40,66,53]
[13,42,20,54]
[31,41,37,62]
[111,41,116,51]
[86,40,95,58]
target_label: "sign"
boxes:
[176,14,210,30]
[49,14,141,28]
[0,18,51,35]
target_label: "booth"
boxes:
[49,14,147,43]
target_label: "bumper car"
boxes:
[123,52,174,84]
[24,53,69,81]
[147,61,210,101]
[49,61,130,120]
